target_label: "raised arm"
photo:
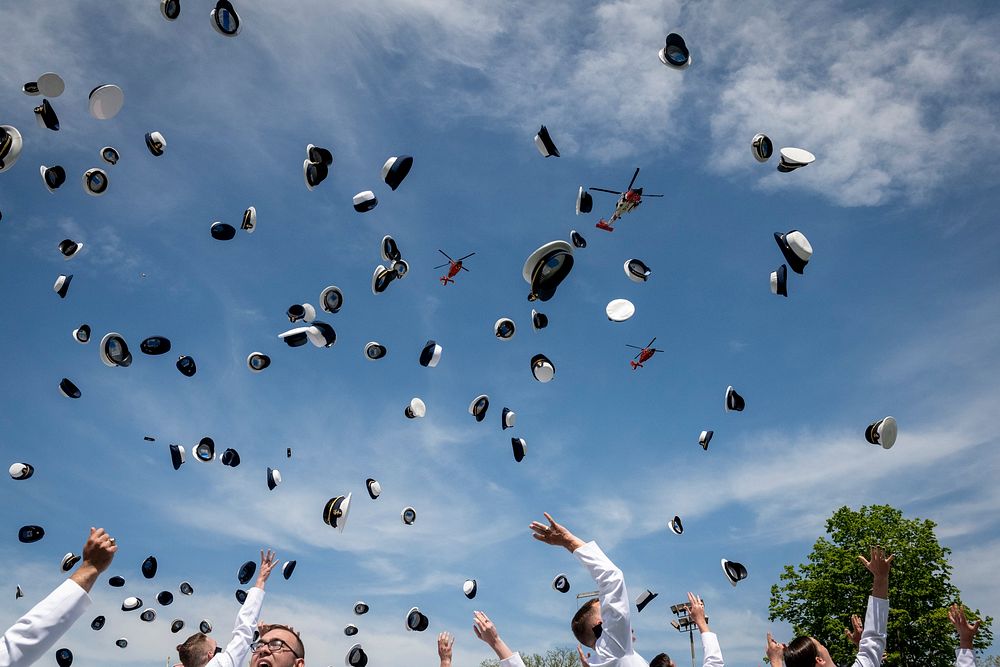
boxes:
[948,604,980,667]
[212,549,277,667]
[766,632,785,666]
[438,631,454,667]
[1,527,116,666]
[688,593,724,667]
[852,546,893,667]
[473,611,524,667]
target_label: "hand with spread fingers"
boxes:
[529,513,585,552]
[473,610,513,660]
[844,614,863,647]
[948,603,981,650]
[438,631,454,666]
[686,592,710,633]
[765,632,785,665]
[255,549,279,589]
[858,546,893,599]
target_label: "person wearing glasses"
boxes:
[1,527,118,667]
[176,549,279,667]
[530,513,647,667]
[249,623,305,667]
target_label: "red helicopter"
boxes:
[627,337,664,370]
[434,249,476,285]
[590,167,664,232]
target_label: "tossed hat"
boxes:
[364,342,387,360]
[55,648,72,667]
[52,273,73,299]
[468,394,489,422]
[303,158,329,190]
[698,430,713,450]
[61,553,81,572]
[306,321,336,348]
[72,324,90,343]
[221,448,240,466]
[176,355,197,376]
[109,576,126,587]
[34,100,60,131]
[22,82,40,95]
[37,73,65,97]
[9,463,34,480]
[523,240,574,302]
[724,386,745,412]
[344,624,359,636]
[323,493,352,532]
[235,589,247,604]
[58,378,81,399]
[406,607,429,631]
[552,574,570,593]
[770,264,788,297]
[121,596,142,611]
[393,258,409,279]
[668,515,684,535]
[247,352,270,372]
[353,601,369,615]
[320,285,344,314]
[83,168,109,196]
[371,264,395,294]
[282,560,296,580]
[18,525,44,543]
[278,326,312,347]
[140,336,171,355]
[751,133,773,162]
[16,585,23,599]
[145,131,166,156]
[658,32,691,69]
[115,638,128,648]
[100,332,133,368]
[240,206,256,233]
[58,239,83,259]
[501,407,516,430]
[88,84,124,120]
[774,230,812,274]
[400,506,418,525]
[531,309,548,330]
[41,165,66,192]
[140,608,156,622]
[157,590,174,606]
[169,444,185,470]
[721,559,748,586]
[287,447,292,458]
[463,579,477,599]
[419,340,442,368]
[170,619,185,633]
[211,0,241,36]
[267,467,282,490]
[570,229,587,249]
[0,125,24,172]
[210,221,237,241]
[534,125,560,157]
[237,560,256,585]
[179,581,194,595]
[380,235,402,263]
[366,478,381,499]
[382,155,413,190]
[625,258,651,283]
[353,190,378,212]
[200,620,212,634]
[347,643,368,667]
[494,318,516,340]
[511,437,526,462]
[306,144,334,166]
[530,353,555,382]
[606,298,635,322]
[195,437,215,462]
[635,589,657,613]
[101,146,120,165]
[161,0,180,20]
[777,147,815,172]
[865,416,898,450]
[90,615,105,631]
[142,555,158,579]
[575,187,593,215]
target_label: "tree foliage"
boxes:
[481,647,580,667]
[769,505,992,667]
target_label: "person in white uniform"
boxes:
[176,549,279,667]
[0,527,118,667]
[780,546,893,667]
[529,512,647,667]
[948,603,981,667]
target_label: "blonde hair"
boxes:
[176,633,212,667]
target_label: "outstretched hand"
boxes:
[577,645,591,667]
[686,592,709,633]
[529,513,585,552]
[949,604,981,649]
[255,549,279,588]
[844,614,863,647]
[765,632,785,665]
[438,631,454,663]
[858,546,894,577]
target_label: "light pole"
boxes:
[670,601,706,667]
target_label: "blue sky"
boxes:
[2,1,999,665]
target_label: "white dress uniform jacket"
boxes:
[205,587,265,667]
[0,579,91,667]
[573,541,648,667]
[501,653,527,667]
[845,596,888,667]
[955,648,976,667]
[699,631,725,667]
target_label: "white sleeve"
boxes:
[851,596,887,667]
[955,648,976,667]
[573,541,632,658]
[701,631,724,667]
[206,587,265,667]
[0,580,92,667]
[500,652,527,667]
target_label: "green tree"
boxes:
[769,505,992,667]
[481,647,579,667]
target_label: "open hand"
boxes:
[256,549,279,588]
[844,614,863,647]
[948,604,981,649]
[438,631,454,662]
[473,611,500,647]
[858,546,893,578]
[687,592,708,632]
[530,513,584,552]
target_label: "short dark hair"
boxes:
[571,599,600,645]
[259,623,305,660]
[783,636,818,667]
[176,633,212,667]
[650,653,674,667]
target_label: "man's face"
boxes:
[586,607,603,648]
[204,638,218,660]
[250,629,303,667]
[811,638,835,666]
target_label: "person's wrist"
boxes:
[959,637,974,650]
[77,562,101,577]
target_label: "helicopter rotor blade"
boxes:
[645,337,657,349]
[589,187,622,195]
[627,167,640,191]
[624,344,643,350]
[633,351,643,360]
[652,349,665,353]
[460,266,471,273]
[642,193,665,198]
[438,249,455,262]
[433,263,450,270]
[456,252,476,261]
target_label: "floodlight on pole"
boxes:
[670,599,706,667]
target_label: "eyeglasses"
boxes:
[250,638,301,658]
